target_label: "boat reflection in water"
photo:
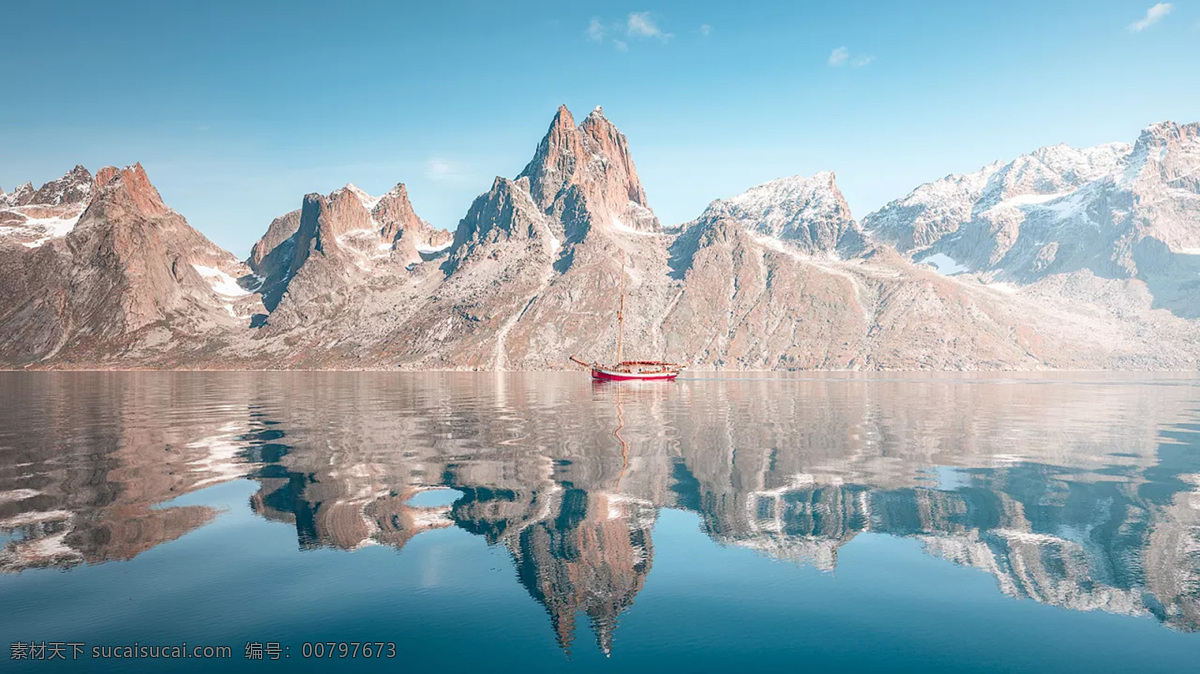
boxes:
[2,372,1200,658]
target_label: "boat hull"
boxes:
[591,366,679,381]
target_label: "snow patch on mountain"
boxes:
[0,166,98,247]
[0,209,84,247]
[416,240,452,254]
[344,183,382,211]
[192,264,251,297]
[921,252,967,275]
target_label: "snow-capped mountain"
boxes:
[862,122,1200,312]
[0,165,96,248]
[694,172,864,255]
[863,143,1131,252]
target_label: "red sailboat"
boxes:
[571,251,684,381]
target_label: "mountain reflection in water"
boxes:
[2,372,1200,655]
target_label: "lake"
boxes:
[1,372,1198,672]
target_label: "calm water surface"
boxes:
[1,372,1199,672]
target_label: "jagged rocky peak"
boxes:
[373,182,418,239]
[246,178,453,314]
[324,184,375,238]
[0,166,95,209]
[70,163,230,267]
[1127,120,1200,189]
[318,182,407,245]
[372,181,453,253]
[31,164,94,205]
[1,165,113,248]
[9,181,33,202]
[521,105,584,209]
[696,172,863,255]
[578,105,652,208]
[282,188,381,278]
[446,175,556,271]
[94,166,120,189]
[1136,119,1200,148]
[249,209,301,269]
[250,180,447,272]
[988,142,1132,201]
[83,162,171,221]
[0,159,262,364]
[517,104,659,233]
[9,182,35,205]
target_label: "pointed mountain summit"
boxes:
[30,164,95,206]
[0,163,262,366]
[444,175,559,273]
[0,182,35,208]
[383,104,671,371]
[518,105,658,233]
[248,181,450,314]
[695,172,864,255]
[0,165,102,248]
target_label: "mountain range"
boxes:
[2,107,1199,370]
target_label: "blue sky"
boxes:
[2,1,1198,256]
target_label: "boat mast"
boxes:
[617,249,625,364]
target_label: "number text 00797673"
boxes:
[301,642,397,658]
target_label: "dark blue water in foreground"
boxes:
[1,372,1199,672]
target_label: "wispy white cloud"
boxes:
[586,12,673,49]
[698,23,712,37]
[425,158,469,183]
[1129,3,1172,31]
[828,46,873,67]
[627,11,673,41]
[585,17,606,43]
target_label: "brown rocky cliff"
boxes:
[518,105,659,233]
[0,164,262,366]
[520,105,584,211]
[248,181,451,320]
[29,164,93,205]
[374,182,449,261]
[579,106,651,209]
[326,187,374,238]
[65,164,215,335]
[248,208,302,310]
[374,183,421,241]
[287,193,341,278]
